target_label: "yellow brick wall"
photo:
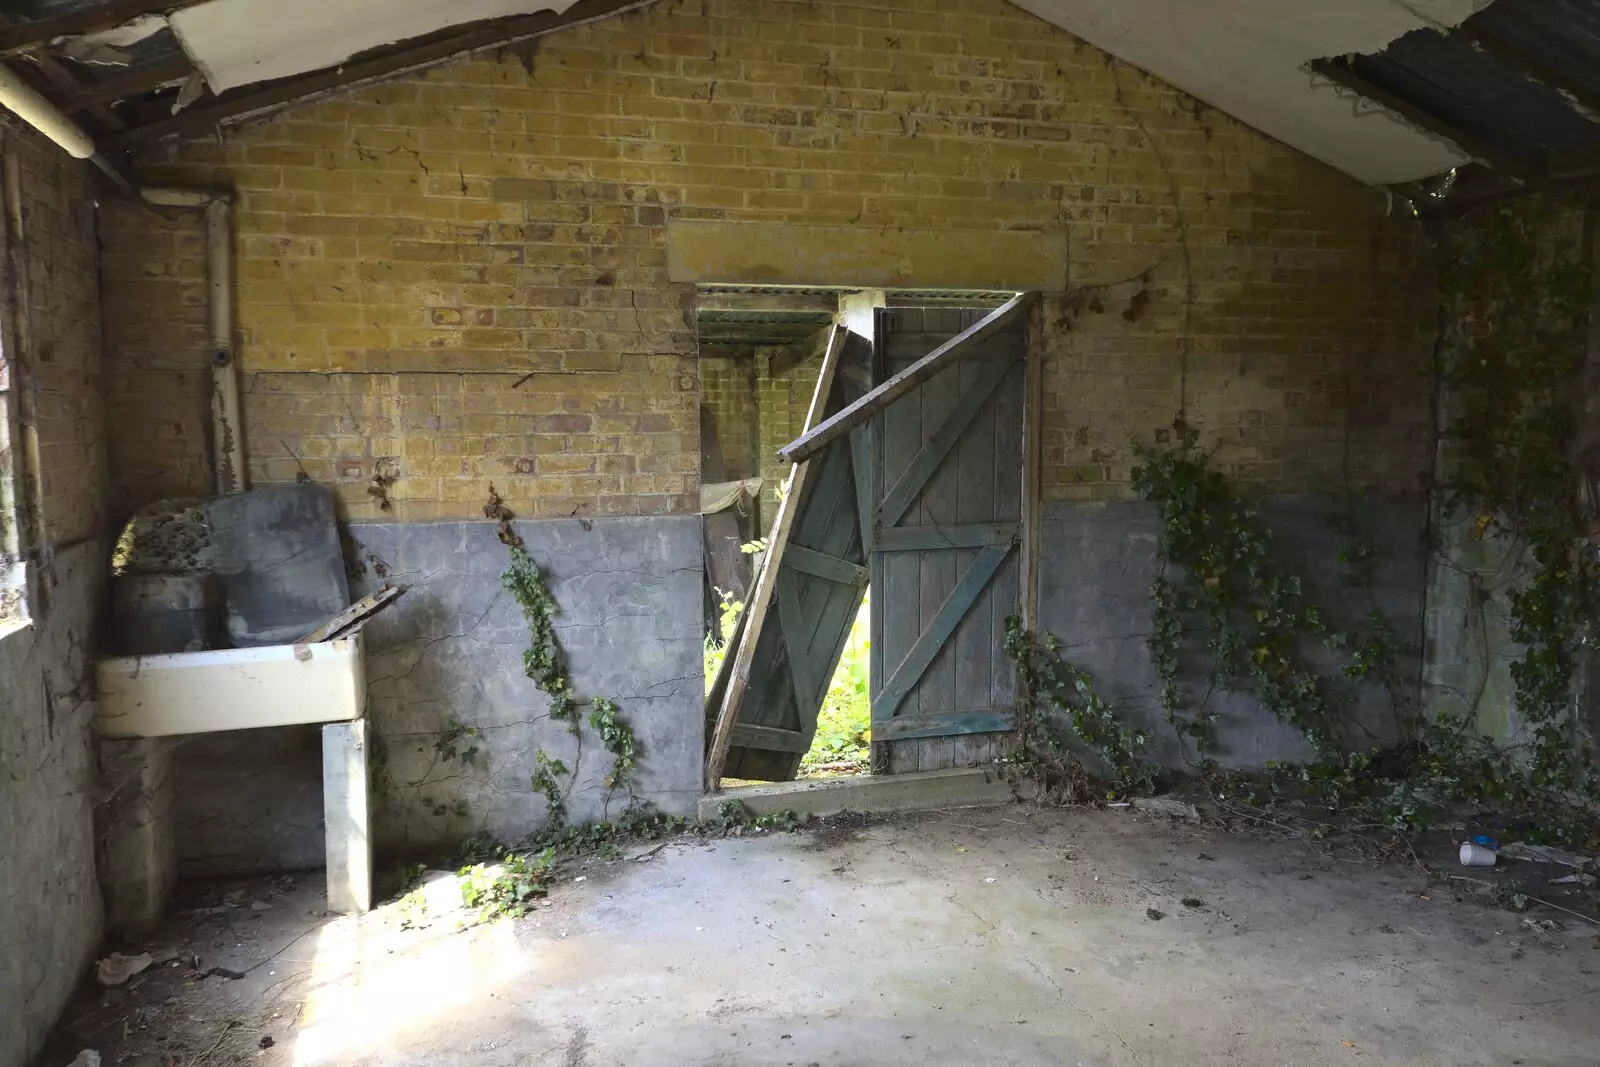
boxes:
[698,346,759,484]
[12,130,105,548]
[100,0,1430,523]
[100,205,211,515]
[757,345,825,530]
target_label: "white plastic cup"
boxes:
[1459,842,1497,867]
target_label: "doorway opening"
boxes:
[697,287,1026,790]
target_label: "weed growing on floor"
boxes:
[459,849,557,917]
[449,801,809,919]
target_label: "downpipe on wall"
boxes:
[0,65,130,194]
[0,64,241,496]
[139,188,244,496]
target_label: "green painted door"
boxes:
[870,307,1024,774]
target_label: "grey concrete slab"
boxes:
[351,516,704,855]
[1036,495,1426,769]
[49,807,1600,1067]
[703,767,1033,820]
[206,484,350,647]
[172,515,704,870]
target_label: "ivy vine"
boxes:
[483,485,642,816]
[1130,430,1352,764]
[1004,616,1156,799]
[1435,201,1597,797]
[1038,200,1600,828]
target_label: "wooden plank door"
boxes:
[870,307,1024,774]
[705,326,873,784]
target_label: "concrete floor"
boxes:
[49,806,1600,1066]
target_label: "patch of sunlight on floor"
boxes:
[291,906,529,1065]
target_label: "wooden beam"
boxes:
[729,722,810,754]
[23,53,124,132]
[0,8,126,139]
[109,0,652,149]
[776,571,821,711]
[777,293,1031,466]
[874,522,1018,553]
[766,323,833,379]
[1309,57,1541,183]
[64,54,191,111]
[782,544,868,586]
[1547,144,1600,182]
[0,0,209,58]
[1018,297,1044,633]
[875,347,1019,528]
[849,426,874,556]
[697,292,841,315]
[874,709,1016,741]
[872,542,1014,722]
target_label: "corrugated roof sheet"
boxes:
[1350,27,1600,159]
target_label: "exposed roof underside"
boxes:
[1019,0,1600,204]
[0,0,1594,207]
[0,0,645,152]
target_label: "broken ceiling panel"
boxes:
[168,0,580,93]
[1010,0,1485,184]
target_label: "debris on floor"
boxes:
[1131,795,1200,819]
[41,807,1600,1066]
[93,952,151,987]
[1500,841,1595,868]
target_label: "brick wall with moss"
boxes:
[100,0,1431,526]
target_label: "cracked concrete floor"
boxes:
[52,806,1600,1066]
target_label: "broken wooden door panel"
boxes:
[706,326,874,785]
[721,431,867,780]
[870,307,1024,775]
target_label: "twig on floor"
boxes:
[1448,876,1600,925]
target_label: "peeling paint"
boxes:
[171,0,582,93]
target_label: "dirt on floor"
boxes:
[41,804,1600,1067]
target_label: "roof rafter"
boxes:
[63,54,192,113]
[108,0,653,150]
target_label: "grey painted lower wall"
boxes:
[1421,519,1527,748]
[174,726,325,877]
[174,515,704,872]
[0,541,105,1067]
[353,517,704,855]
[1036,497,1426,770]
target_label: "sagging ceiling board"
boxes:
[1010,0,1491,184]
[169,0,580,93]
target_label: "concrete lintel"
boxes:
[668,221,1067,290]
[700,767,1033,822]
[323,719,372,914]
